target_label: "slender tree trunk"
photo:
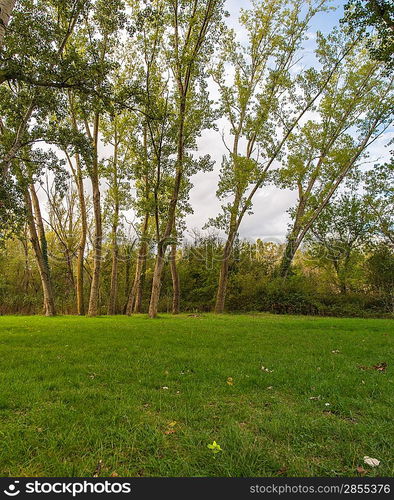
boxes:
[0,0,16,47]
[20,227,30,292]
[68,99,87,315]
[24,188,56,316]
[107,137,120,316]
[126,214,149,315]
[123,248,131,313]
[278,231,300,278]
[107,222,119,315]
[87,113,102,317]
[170,242,180,314]
[214,193,241,314]
[148,98,186,318]
[214,230,237,314]
[148,242,166,318]
[75,161,87,315]
[135,257,147,314]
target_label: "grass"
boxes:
[0,313,392,477]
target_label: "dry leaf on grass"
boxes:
[364,456,380,467]
[356,466,367,475]
[372,362,387,371]
[93,460,103,477]
[227,377,234,386]
[277,466,288,476]
[358,362,387,372]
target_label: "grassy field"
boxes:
[0,313,392,477]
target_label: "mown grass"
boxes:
[0,313,392,477]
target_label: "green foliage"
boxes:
[342,0,394,69]
[366,244,394,312]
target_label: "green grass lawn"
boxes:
[0,313,392,477]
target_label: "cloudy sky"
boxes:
[184,0,393,243]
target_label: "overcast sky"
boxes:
[184,0,393,243]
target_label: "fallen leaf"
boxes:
[309,396,321,400]
[168,421,177,427]
[267,386,273,390]
[364,456,380,467]
[359,362,387,372]
[164,429,176,435]
[277,466,288,476]
[325,402,331,406]
[93,460,103,477]
[161,386,169,390]
[110,472,119,477]
[356,466,367,475]
[372,362,387,372]
[227,377,234,386]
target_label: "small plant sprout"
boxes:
[207,441,222,457]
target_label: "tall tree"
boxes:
[277,41,393,277]
[210,0,336,313]
[148,0,224,318]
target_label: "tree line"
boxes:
[0,0,393,317]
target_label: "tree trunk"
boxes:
[107,224,119,315]
[107,137,119,316]
[75,160,87,315]
[87,113,102,317]
[24,188,56,316]
[126,214,149,315]
[214,201,240,314]
[134,256,147,314]
[0,0,16,47]
[148,242,166,318]
[68,99,87,315]
[214,235,234,314]
[170,243,180,314]
[278,232,300,278]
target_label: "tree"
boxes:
[101,112,133,315]
[343,0,394,68]
[210,0,343,313]
[147,0,224,318]
[277,38,393,277]
[0,1,88,238]
[68,0,126,316]
[364,158,394,245]
[306,193,372,294]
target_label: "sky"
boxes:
[183,0,393,244]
